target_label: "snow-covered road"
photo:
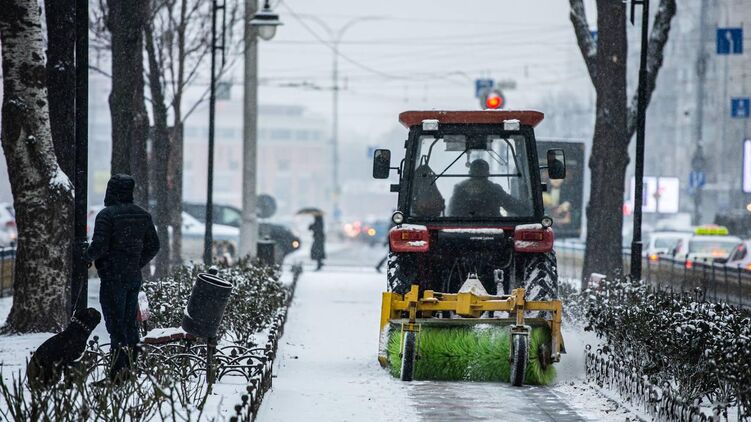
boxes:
[256,264,629,422]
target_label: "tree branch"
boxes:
[626,0,677,140]
[569,0,597,83]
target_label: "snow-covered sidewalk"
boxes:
[256,269,635,422]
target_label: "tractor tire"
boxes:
[518,252,558,318]
[400,331,417,381]
[386,252,418,294]
[509,333,529,387]
[518,251,559,301]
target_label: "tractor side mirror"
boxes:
[546,149,566,180]
[373,149,392,179]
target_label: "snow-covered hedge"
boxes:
[143,259,287,346]
[0,259,290,421]
[563,278,751,417]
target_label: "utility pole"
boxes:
[299,16,380,220]
[332,43,340,220]
[692,0,709,225]
[71,0,89,312]
[630,0,650,281]
[239,0,259,258]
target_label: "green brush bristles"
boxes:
[386,324,557,385]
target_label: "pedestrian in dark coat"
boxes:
[309,215,326,270]
[86,174,160,382]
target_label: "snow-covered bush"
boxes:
[564,278,751,417]
[143,259,287,346]
[0,362,219,421]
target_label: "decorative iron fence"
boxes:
[586,346,723,422]
[556,241,751,308]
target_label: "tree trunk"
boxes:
[569,0,677,287]
[106,0,149,206]
[581,1,629,283]
[168,124,183,265]
[144,23,171,278]
[44,0,75,178]
[0,0,74,332]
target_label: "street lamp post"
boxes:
[238,0,282,259]
[299,16,381,220]
[630,0,650,281]
[203,0,226,265]
[71,0,89,312]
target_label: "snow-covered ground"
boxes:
[257,255,640,422]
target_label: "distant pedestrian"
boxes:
[309,215,326,270]
[87,174,160,383]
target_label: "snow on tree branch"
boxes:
[627,0,677,140]
[569,0,597,82]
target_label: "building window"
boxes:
[271,129,291,140]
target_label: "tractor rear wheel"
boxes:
[386,252,418,294]
[518,251,558,302]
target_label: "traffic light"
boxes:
[482,89,505,110]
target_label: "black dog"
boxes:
[26,307,101,389]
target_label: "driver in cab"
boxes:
[448,159,529,217]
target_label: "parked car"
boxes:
[183,202,301,260]
[180,211,239,261]
[672,225,742,265]
[0,203,16,247]
[725,240,751,271]
[645,231,691,261]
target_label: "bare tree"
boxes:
[144,0,240,274]
[105,0,150,206]
[569,0,676,285]
[0,0,74,332]
[44,0,75,178]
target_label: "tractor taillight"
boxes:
[390,225,429,253]
[513,226,554,253]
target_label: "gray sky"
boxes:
[252,0,595,141]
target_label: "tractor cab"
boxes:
[372,110,566,296]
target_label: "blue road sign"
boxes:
[717,28,743,54]
[732,98,751,118]
[475,79,494,98]
[689,170,706,189]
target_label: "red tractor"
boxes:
[372,110,566,302]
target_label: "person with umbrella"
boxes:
[298,208,326,270]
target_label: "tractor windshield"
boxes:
[410,133,534,219]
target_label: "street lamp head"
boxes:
[250,0,282,41]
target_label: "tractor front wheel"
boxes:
[400,331,417,381]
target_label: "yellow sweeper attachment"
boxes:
[378,285,563,386]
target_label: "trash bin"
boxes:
[181,272,233,339]
[257,238,276,266]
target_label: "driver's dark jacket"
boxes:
[86,175,160,282]
[448,178,529,217]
